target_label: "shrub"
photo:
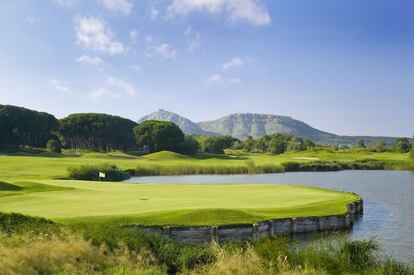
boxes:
[67,164,130,182]
[46,139,61,153]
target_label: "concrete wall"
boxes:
[134,199,363,243]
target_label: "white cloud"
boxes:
[76,55,104,66]
[50,79,71,92]
[130,64,142,72]
[168,0,271,26]
[185,26,201,52]
[207,74,240,84]
[107,77,136,96]
[222,57,243,70]
[75,15,127,55]
[100,0,133,15]
[155,43,176,59]
[54,0,73,7]
[90,88,120,100]
[26,16,39,25]
[130,30,139,42]
[207,74,223,83]
[228,78,241,84]
[150,6,159,19]
[90,77,137,100]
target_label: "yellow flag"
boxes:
[99,172,106,178]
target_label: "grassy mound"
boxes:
[0,181,73,197]
[144,151,192,160]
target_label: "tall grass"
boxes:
[282,159,388,172]
[132,161,283,176]
[131,158,410,177]
[0,215,412,275]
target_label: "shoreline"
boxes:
[133,198,363,243]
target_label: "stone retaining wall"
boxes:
[134,198,363,243]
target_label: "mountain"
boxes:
[138,110,402,146]
[197,113,336,141]
[138,109,218,136]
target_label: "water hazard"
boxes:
[126,170,414,263]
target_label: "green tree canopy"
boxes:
[46,139,62,153]
[178,135,200,155]
[195,135,239,154]
[60,113,137,151]
[133,120,185,153]
[287,136,304,152]
[394,138,411,153]
[357,139,366,148]
[0,105,59,148]
[303,139,316,149]
[373,141,386,153]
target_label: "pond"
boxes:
[125,170,414,263]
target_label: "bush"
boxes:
[46,139,61,153]
[67,164,130,182]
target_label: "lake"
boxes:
[125,170,414,263]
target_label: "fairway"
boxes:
[0,180,358,226]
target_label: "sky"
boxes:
[0,0,413,137]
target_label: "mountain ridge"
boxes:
[138,110,403,146]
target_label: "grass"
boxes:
[0,149,412,181]
[0,149,412,273]
[0,180,358,226]
[0,215,412,275]
[0,148,410,226]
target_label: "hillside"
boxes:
[139,110,402,146]
[138,109,218,136]
[197,113,336,141]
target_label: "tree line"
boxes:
[0,105,59,148]
[0,105,239,155]
[1,104,413,159]
[60,113,137,151]
[231,134,315,154]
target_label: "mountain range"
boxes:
[139,109,402,146]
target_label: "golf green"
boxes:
[0,180,359,226]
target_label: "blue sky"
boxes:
[0,0,413,137]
